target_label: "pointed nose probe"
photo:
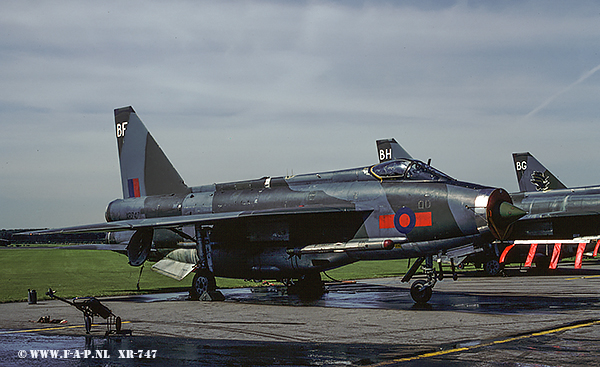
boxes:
[498,201,527,221]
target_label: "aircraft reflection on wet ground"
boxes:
[225,274,600,314]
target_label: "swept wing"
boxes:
[23,206,368,235]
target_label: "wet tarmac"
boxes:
[1,265,600,366]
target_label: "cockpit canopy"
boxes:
[370,159,454,181]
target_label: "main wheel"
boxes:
[410,280,432,304]
[483,259,501,276]
[190,271,217,300]
[535,256,551,272]
[288,273,325,300]
[115,316,122,332]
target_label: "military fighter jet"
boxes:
[463,152,600,274]
[499,152,600,269]
[26,107,525,303]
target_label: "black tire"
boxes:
[288,273,325,300]
[484,259,501,276]
[115,316,122,332]
[535,255,551,272]
[410,280,432,304]
[190,271,217,300]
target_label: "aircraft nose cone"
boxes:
[498,201,527,221]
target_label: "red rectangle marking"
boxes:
[379,214,395,229]
[132,178,140,197]
[415,212,432,227]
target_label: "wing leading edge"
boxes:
[21,206,369,235]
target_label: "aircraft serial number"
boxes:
[126,211,141,219]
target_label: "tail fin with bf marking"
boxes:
[114,106,189,199]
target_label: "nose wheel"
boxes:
[410,280,433,304]
[402,255,445,304]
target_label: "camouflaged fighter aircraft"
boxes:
[497,152,600,270]
[464,152,600,275]
[29,107,526,304]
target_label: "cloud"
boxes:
[524,63,600,119]
[1,0,600,227]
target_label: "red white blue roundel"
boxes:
[394,207,416,234]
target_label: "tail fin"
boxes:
[114,106,189,199]
[376,138,412,162]
[512,152,567,192]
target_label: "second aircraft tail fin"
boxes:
[114,106,189,199]
[376,138,412,162]
[512,152,566,192]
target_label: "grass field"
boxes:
[0,248,415,303]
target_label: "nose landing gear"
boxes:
[403,255,456,304]
[410,279,433,304]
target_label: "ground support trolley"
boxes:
[46,288,124,336]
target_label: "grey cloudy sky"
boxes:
[1,0,600,228]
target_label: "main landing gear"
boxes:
[189,225,224,301]
[190,270,217,300]
[402,255,458,304]
[285,273,326,300]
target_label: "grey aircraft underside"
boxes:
[26,107,525,303]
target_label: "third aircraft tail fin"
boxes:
[512,152,566,192]
[114,106,189,199]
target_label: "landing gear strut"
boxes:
[189,225,223,301]
[402,255,452,304]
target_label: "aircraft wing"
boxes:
[20,206,368,235]
[41,244,127,251]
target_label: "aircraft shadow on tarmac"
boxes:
[219,276,600,315]
[105,263,600,315]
